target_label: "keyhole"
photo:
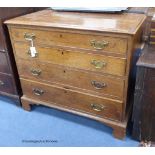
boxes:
[62,51,64,55]
[63,70,66,73]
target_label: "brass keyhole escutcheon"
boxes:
[58,48,65,55]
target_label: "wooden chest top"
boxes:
[5,9,146,34]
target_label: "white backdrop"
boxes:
[0,0,155,7]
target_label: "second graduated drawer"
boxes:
[14,42,127,76]
[17,59,125,100]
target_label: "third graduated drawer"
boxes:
[17,59,125,100]
[13,42,126,76]
[20,78,123,121]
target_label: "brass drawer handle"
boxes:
[33,88,44,96]
[91,60,107,69]
[91,80,107,89]
[91,103,105,112]
[24,33,35,41]
[24,33,38,58]
[31,69,42,76]
[90,40,109,50]
[0,80,4,86]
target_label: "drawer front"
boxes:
[11,27,128,54]
[0,73,16,94]
[21,79,123,121]
[0,52,11,74]
[17,59,124,99]
[14,43,126,76]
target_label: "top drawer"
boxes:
[10,27,128,54]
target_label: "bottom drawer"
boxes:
[21,78,123,121]
[0,73,16,94]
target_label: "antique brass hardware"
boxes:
[91,80,107,89]
[0,80,4,86]
[90,40,109,50]
[33,88,44,96]
[90,103,105,112]
[24,33,38,57]
[30,69,42,76]
[24,33,35,41]
[91,60,107,69]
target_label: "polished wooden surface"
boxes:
[14,42,126,76]
[5,10,146,34]
[10,27,128,54]
[17,59,125,100]
[6,10,145,139]
[21,78,123,121]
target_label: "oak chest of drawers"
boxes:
[0,7,46,104]
[5,10,146,139]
